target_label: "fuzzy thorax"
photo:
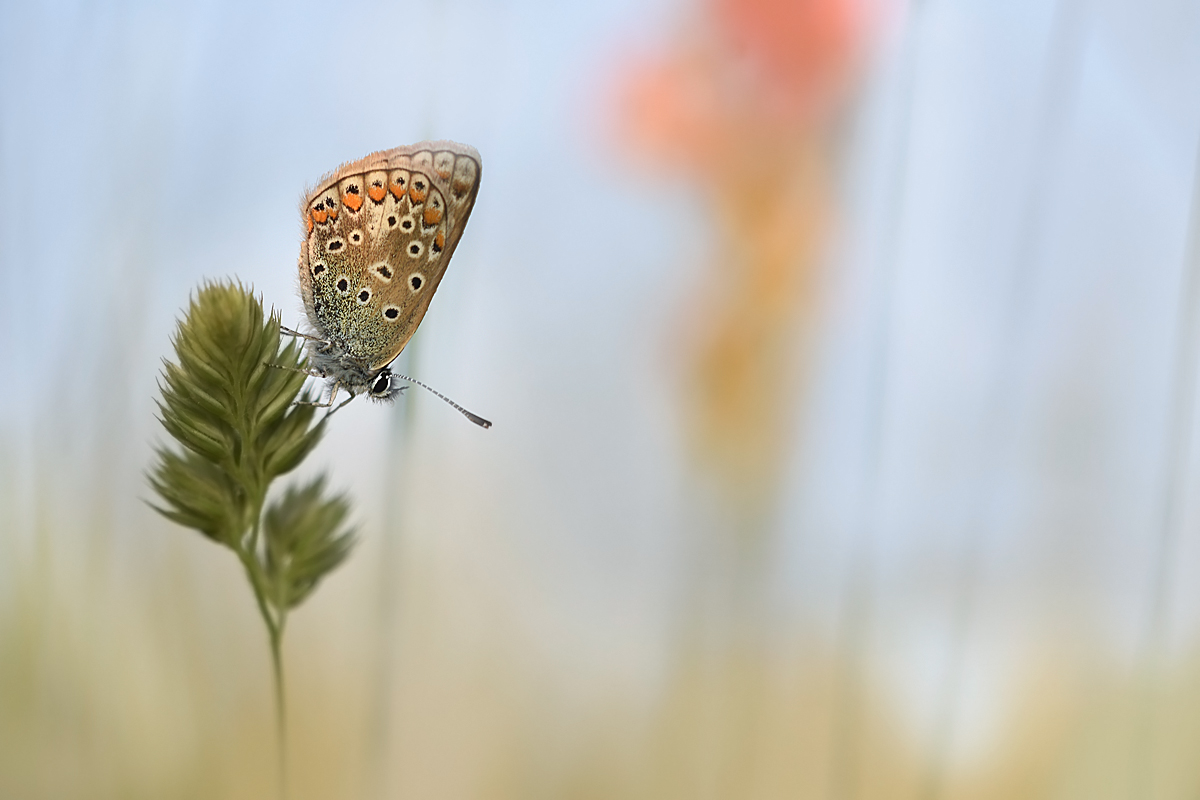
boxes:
[305,338,405,402]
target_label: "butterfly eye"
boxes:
[370,373,391,396]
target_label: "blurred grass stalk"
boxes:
[1132,77,1200,800]
[918,2,1090,798]
[147,281,355,798]
[365,336,419,800]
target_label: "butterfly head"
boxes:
[367,369,405,402]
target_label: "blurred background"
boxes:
[4,0,1200,797]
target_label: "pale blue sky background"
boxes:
[3,0,1200,779]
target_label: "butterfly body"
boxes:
[296,141,482,404]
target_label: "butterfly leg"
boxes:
[290,378,340,408]
[327,391,358,417]
[266,362,331,405]
[265,361,338,409]
[279,325,329,344]
[314,381,360,417]
[266,362,323,377]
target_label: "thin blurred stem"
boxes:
[829,4,925,798]
[270,621,289,800]
[240,531,289,800]
[369,339,419,800]
[918,2,1087,798]
[1129,104,1200,800]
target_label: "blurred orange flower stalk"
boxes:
[619,0,871,516]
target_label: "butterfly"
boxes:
[283,141,490,427]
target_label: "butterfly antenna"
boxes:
[392,372,492,429]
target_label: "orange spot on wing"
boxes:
[423,206,443,226]
[435,230,445,250]
[342,192,364,212]
[390,181,406,199]
[312,208,328,224]
[409,186,428,204]
[327,204,339,220]
[306,212,314,234]
[368,184,386,202]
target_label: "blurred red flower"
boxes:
[615,0,871,511]
[621,0,865,175]
[715,0,860,116]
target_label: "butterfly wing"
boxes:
[297,141,482,371]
